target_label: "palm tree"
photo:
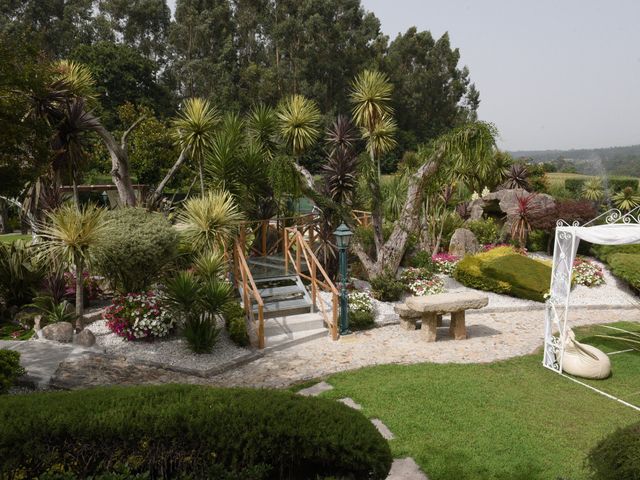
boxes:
[582,178,604,203]
[171,98,220,194]
[176,190,244,254]
[612,187,640,212]
[37,204,107,330]
[276,94,321,163]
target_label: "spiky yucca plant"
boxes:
[176,191,243,254]
[276,94,321,160]
[172,98,220,193]
[612,187,640,212]
[350,70,394,132]
[37,204,108,329]
[51,60,97,101]
[581,178,604,202]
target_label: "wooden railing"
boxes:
[236,214,320,258]
[283,227,339,340]
[234,243,265,348]
[352,210,372,227]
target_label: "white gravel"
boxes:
[87,318,253,374]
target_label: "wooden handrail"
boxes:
[235,243,265,348]
[284,227,339,340]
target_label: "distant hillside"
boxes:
[509,144,640,176]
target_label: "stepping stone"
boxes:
[387,457,428,479]
[297,381,333,397]
[338,397,362,410]
[371,418,395,440]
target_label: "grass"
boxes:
[546,172,640,188]
[321,322,640,480]
[0,233,31,244]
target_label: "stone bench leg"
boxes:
[450,310,467,340]
[399,317,418,330]
[421,312,438,342]
[437,314,443,327]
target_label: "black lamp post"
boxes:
[333,222,353,335]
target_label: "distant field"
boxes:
[546,172,639,188]
[0,233,31,244]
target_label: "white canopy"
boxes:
[544,209,640,373]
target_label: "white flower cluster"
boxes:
[406,277,445,296]
[348,291,374,314]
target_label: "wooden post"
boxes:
[450,310,467,340]
[261,221,267,257]
[258,305,265,349]
[310,261,317,312]
[283,229,289,273]
[295,234,301,273]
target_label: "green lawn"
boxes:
[0,233,31,243]
[320,323,640,480]
[546,171,640,188]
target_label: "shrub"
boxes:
[526,229,548,252]
[399,268,445,296]
[409,251,436,271]
[592,244,640,263]
[587,421,640,480]
[223,302,250,347]
[104,292,174,340]
[573,257,605,287]
[454,246,551,301]
[0,240,44,308]
[183,316,220,353]
[93,208,178,293]
[348,291,375,330]
[607,253,640,290]
[0,349,24,394]
[431,252,460,275]
[608,177,639,192]
[0,385,392,479]
[466,217,500,245]
[564,178,587,195]
[370,270,404,302]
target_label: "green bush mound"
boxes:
[0,349,24,394]
[93,208,178,293]
[587,421,640,480]
[0,384,392,480]
[222,301,250,347]
[592,245,640,290]
[454,246,551,302]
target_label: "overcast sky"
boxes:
[168,0,640,151]
[361,0,640,151]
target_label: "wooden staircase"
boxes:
[234,226,338,349]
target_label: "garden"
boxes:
[1,2,640,479]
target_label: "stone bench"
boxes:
[399,292,489,342]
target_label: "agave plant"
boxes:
[581,178,604,203]
[36,204,108,329]
[172,98,220,194]
[276,94,321,161]
[502,164,531,190]
[176,190,243,254]
[612,187,640,212]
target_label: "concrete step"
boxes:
[256,297,312,319]
[263,312,327,351]
[258,285,306,301]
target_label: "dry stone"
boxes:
[468,188,555,230]
[449,228,479,257]
[41,322,73,343]
[75,329,96,347]
[406,292,488,313]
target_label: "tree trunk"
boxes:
[150,149,187,206]
[74,253,84,332]
[0,198,9,234]
[198,158,205,194]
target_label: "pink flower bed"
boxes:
[103,292,174,341]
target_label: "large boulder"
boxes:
[468,188,555,229]
[449,228,479,257]
[41,322,73,343]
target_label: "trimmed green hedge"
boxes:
[588,421,640,479]
[592,244,640,290]
[0,384,392,479]
[453,246,551,302]
[0,349,24,394]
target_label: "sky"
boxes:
[361,0,640,151]
[167,0,640,151]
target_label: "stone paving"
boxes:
[46,306,640,390]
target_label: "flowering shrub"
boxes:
[347,291,375,330]
[573,257,605,287]
[104,292,174,341]
[399,267,445,296]
[64,271,102,304]
[431,253,459,275]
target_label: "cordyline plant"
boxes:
[36,204,108,330]
[510,193,541,247]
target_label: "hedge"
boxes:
[0,349,24,394]
[591,245,640,290]
[564,178,587,195]
[453,246,551,302]
[0,384,392,480]
[587,421,640,480]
